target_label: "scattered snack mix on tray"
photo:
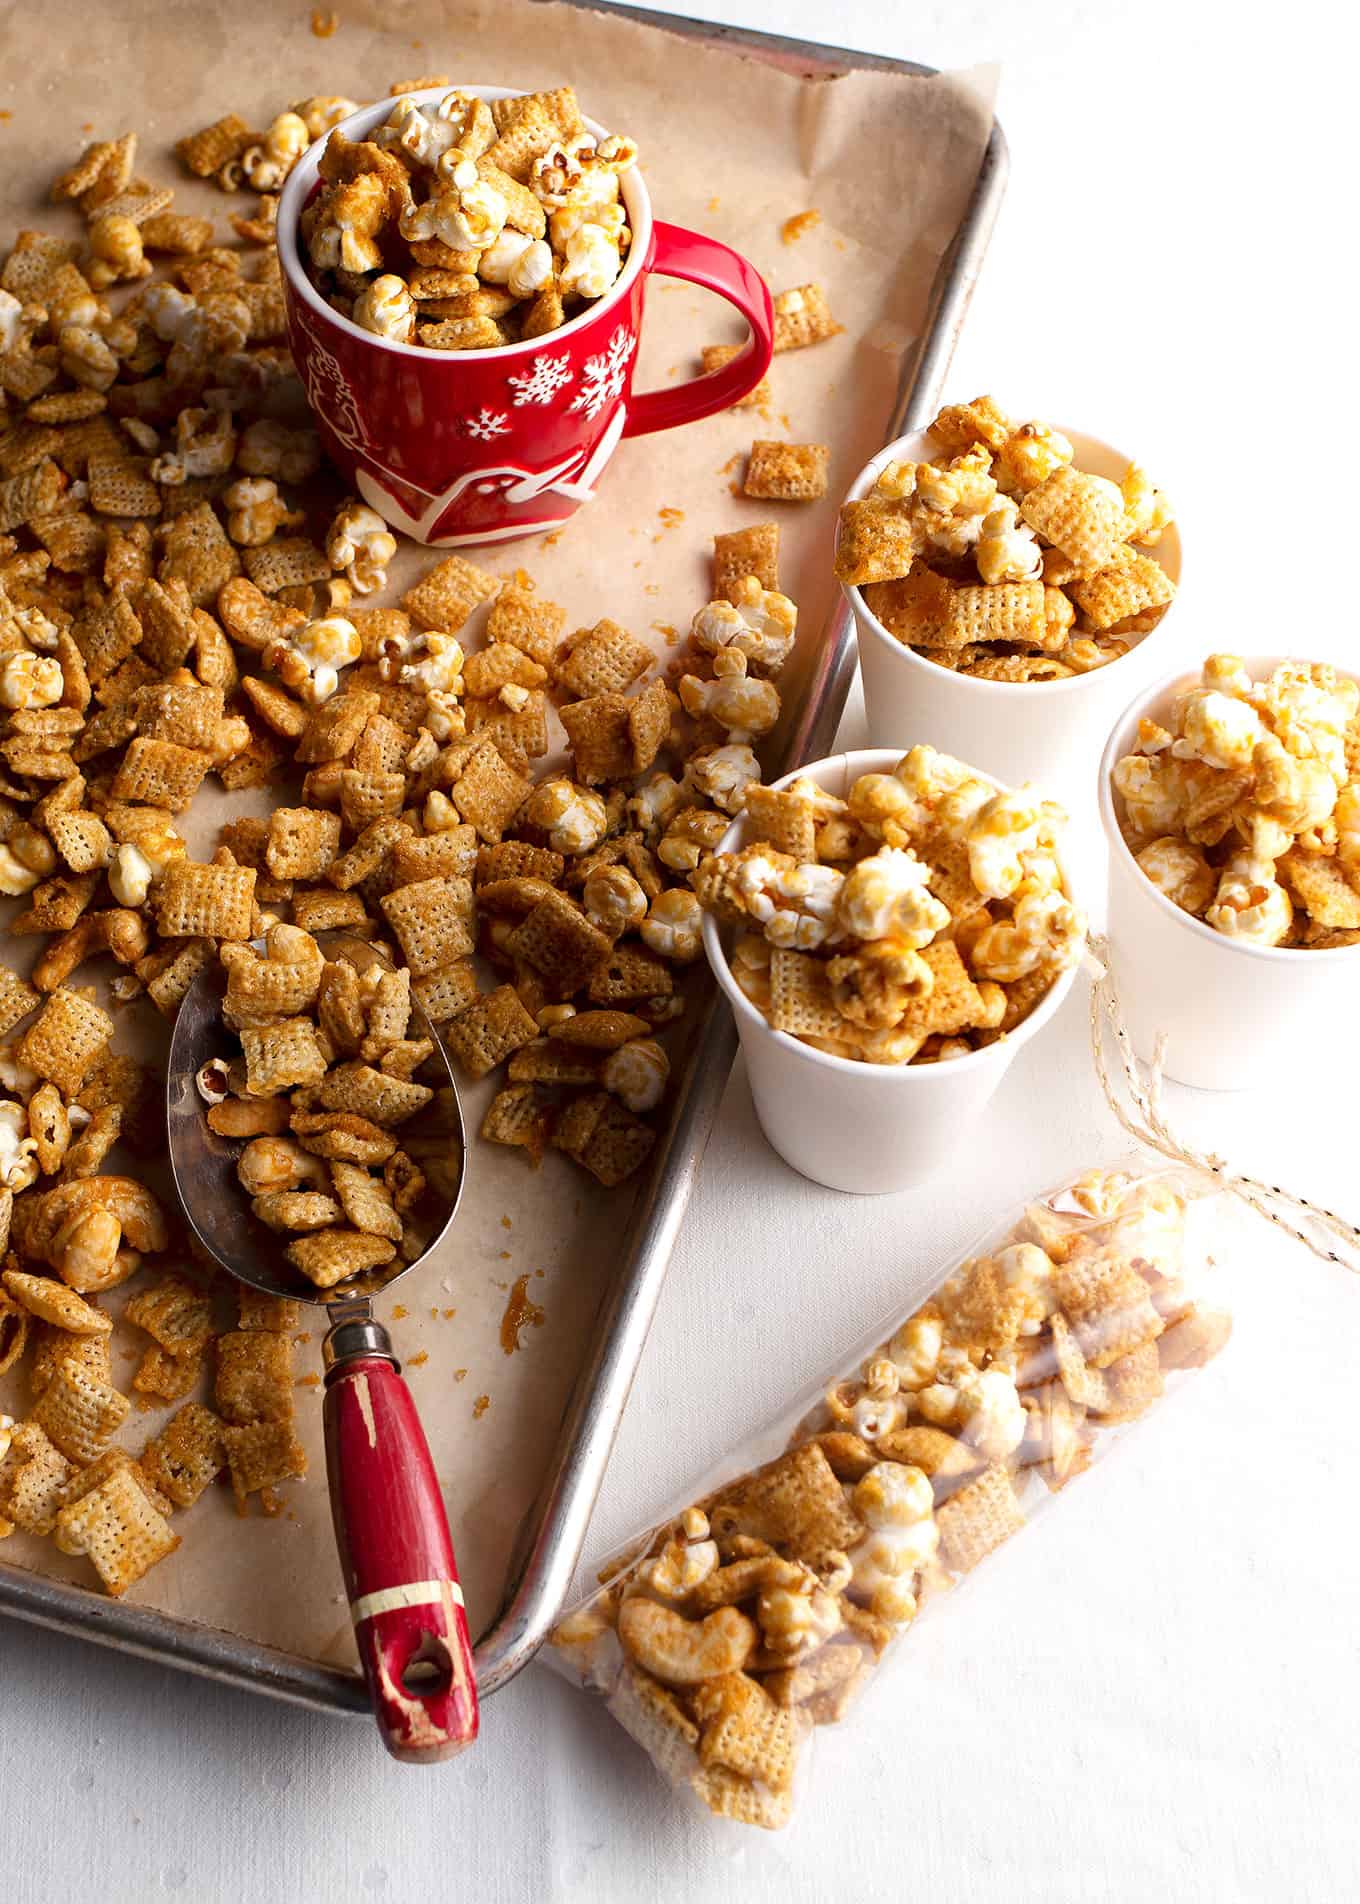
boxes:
[694,746,1085,1063]
[835,397,1176,682]
[549,1163,1231,1828]
[1112,655,1360,948]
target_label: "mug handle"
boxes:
[623,220,774,437]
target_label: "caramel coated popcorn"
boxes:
[836,397,1176,682]
[696,746,1084,1063]
[1113,655,1360,948]
[550,1167,1230,1827]
[297,86,637,347]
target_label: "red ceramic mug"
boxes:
[277,87,774,547]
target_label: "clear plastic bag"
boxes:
[546,1157,1232,1830]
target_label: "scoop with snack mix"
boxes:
[548,1164,1230,1827]
[836,397,1175,683]
[1112,654,1360,948]
[696,746,1085,1062]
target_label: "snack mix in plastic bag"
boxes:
[548,1161,1231,1828]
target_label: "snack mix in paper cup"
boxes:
[695,744,1086,1066]
[836,396,1177,684]
[1109,655,1360,950]
[548,1161,1231,1829]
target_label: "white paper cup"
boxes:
[1098,656,1360,1091]
[702,748,1081,1194]
[842,428,1184,810]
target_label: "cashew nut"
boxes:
[237,1135,329,1197]
[12,1175,169,1264]
[32,908,150,992]
[616,1597,756,1686]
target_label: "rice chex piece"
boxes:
[296,686,381,764]
[291,1111,397,1166]
[769,948,843,1039]
[1020,465,1128,574]
[716,1442,862,1568]
[606,1662,701,1783]
[2,1269,110,1335]
[393,827,479,887]
[862,567,954,647]
[88,456,161,518]
[700,342,772,410]
[33,1358,131,1464]
[330,1161,403,1241]
[139,1403,225,1508]
[835,498,917,586]
[0,966,40,1037]
[943,581,1047,651]
[111,735,210,811]
[935,1463,1025,1574]
[380,875,475,975]
[627,678,672,773]
[124,1275,213,1358]
[586,944,673,1004]
[285,1228,397,1290]
[551,1090,655,1188]
[475,840,564,888]
[155,860,255,939]
[157,501,239,605]
[559,692,634,785]
[222,1420,308,1505]
[318,1063,432,1127]
[442,985,539,1081]
[214,1330,293,1426]
[506,890,612,996]
[266,807,342,881]
[896,940,987,1040]
[1096,1340,1165,1420]
[507,1039,601,1086]
[744,441,830,502]
[411,957,479,1026]
[480,1082,550,1164]
[694,1671,801,1791]
[692,1765,793,1831]
[29,1331,111,1411]
[713,522,779,600]
[743,785,818,860]
[132,1346,203,1404]
[17,989,111,1096]
[176,113,253,176]
[1069,552,1175,631]
[772,282,842,352]
[0,457,64,532]
[240,1017,328,1096]
[447,741,530,842]
[1279,850,1360,929]
[292,889,372,934]
[1053,1251,1164,1369]
[486,586,565,666]
[552,619,652,699]
[402,553,500,632]
[72,591,142,681]
[242,537,331,593]
[0,1421,73,1533]
[53,1463,179,1594]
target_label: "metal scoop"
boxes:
[166,935,477,1762]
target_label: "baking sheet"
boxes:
[0,0,995,1676]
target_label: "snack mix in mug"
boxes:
[1112,655,1360,948]
[694,746,1086,1063]
[835,396,1176,682]
[300,85,636,347]
[550,1163,1231,1828]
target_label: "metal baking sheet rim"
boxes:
[0,10,1008,1718]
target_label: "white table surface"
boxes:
[5,3,1359,1899]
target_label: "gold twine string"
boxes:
[1085,934,1360,1275]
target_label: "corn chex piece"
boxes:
[550,1090,656,1188]
[214,1330,294,1426]
[379,875,475,975]
[1096,1340,1165,1421]
[772,283,842,352]
[155,859,255,939]
[89,456,161,518]
[71,591,142,680]
[285,1228,397,1289]
[835,498,917,586]
[293,889,372,935]
[240,1017,328,1096]
[552,620,653,700]
[606,1663,701,1784]
[1069,552,1174,631]
[716,1442,862,1568]
[744,440,830,502]
[692,1764,793,1831]
[694,1671,802,1792]
[330,1161,403,1242]
[2,1268,111,1335]
[700,343,772,410]
[139,1403,225,1509]
[17,989,112,1097]
[743,784,818,861]
[935,1462,1025,1574]
[627,679,672,774]
[0,966,40,1037]
[393,828,479,887]
[558,693,634,785]
[442,986,539,1082]
[252,1190,342,1233]
[58,1448,171,1520]
[0,1420,73,1533]
[943,580,1047,651]
[769,948,844,1040]
[1020,465,1128,575]
[506,890,613,996]
[266,807,342,881]
[897,941,987,1040]
[486,587,566,666]
[176,113,253,176]
[1278,850,1360,928]
[124,1274,213,1359]
[132,1346,203,1405]
[242,537,331,594]
[53,1463,179,1594]
[222,1420,308,1506]
[295,687,381,765]
[480,1083,550,1164]
[1053,1251,1164,1369]
[411,958,480,1027]
[401,553,501,632]
[111,735,210,811]
[318,1063,433,1127]
[33,1357,131,1464]
[157,501,239,606]
[508,1040,601,1086]
[587,944,673,1004]
[714,523,779,600]
[291,1111,397,1166]
[446,742,531,842]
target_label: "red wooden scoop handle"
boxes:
[323,1342,478,1762]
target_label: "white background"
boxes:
[5,2,1360,1900]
